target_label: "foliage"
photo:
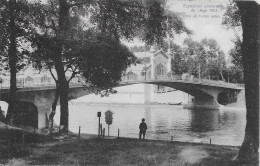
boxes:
[222,2,243,83]
[0,0,31,72]
[170,43,188,75]
[229,37,243,70]
[0,0,35,122]
[224,66,243,83]
[169,37,227,81]
[222,2,241,31]
[69,31,137,88]
[92,0,191,45]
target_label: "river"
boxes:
[0,85,246,146]
[53,90,246,146]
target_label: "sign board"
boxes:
[105,110,113,125]
[97,112,101,117]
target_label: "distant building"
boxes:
[124,49,176,103]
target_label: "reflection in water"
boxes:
[187,109,219,132]
[54,103,246,146]
[144,107,152,128]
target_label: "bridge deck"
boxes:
[0,75,244,92]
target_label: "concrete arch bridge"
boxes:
[0,75,243,129]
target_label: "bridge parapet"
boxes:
[121,74,244,89]
[0,73,244,90]
[0,76,85,89]
[0,73,244,128]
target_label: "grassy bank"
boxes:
[1,134,258,166]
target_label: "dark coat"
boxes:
[139,122,147,132]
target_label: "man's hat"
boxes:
[142,118,145,121]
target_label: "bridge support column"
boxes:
[35,104,51,129]
[184,95,220,110]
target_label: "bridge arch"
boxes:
[143,82,221,109]
[217,92,228,105]
[0,78,242,129]
[3,101,38,128]
[118,81,241,109]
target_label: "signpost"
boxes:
[105,110,113,136]
[97,111,101,138]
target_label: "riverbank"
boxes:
[1,133,258,166]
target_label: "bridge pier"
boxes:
[184,93,221,110]
[36,104,51,129]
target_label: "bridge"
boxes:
[0,73,243,129]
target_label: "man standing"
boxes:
[139,118,147,139]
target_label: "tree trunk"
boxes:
[55,0,70,132]
[6,0,17,124]
[53,50,69,132]
[220,69,224,81]
[48,82,60,135]
[235,1,259,162]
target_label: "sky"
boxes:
[124,0,242,58]
[168,0,239,56]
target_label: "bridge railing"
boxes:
[0,75,84,89]
[121,74,244,89]
[0,73,244,90]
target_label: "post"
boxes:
[97,112,101,138]
[108,125,110,136]
[198,64,201,82]
[100,124,103,136]
[103,128,105,138]
[22,131,25,144]
[98,117,100,138]
[118,128,120,138]
[210,138,211,145]
[171,136,173,141]
[78,126,81,140]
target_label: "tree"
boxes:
[222,2,243,83]
[223,1,259,162]
[30,35,61,134]
[233,1,259,162]
[28,0,190,132]
[181,38,227,80]
[0,0,31,123]
[30,25,136,133]
[224,65,243,83]
[227,37,244,83]
[200,38,227,80]
[171,43,188,75]
[76,33,136,88]
[222,2,241,36]
[182,38,206,77]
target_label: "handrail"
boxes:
[0,74,244,90]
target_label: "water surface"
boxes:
[54,103,246,146]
